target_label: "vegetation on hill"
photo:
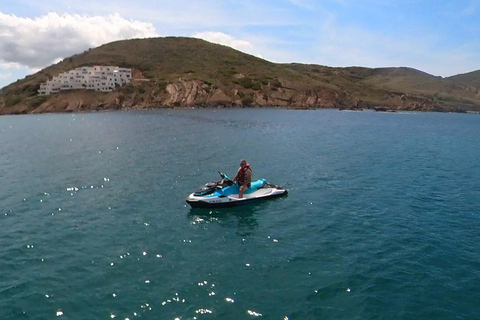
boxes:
[447,70,480,88]
[1,37,480,114]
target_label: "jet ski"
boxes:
[186,172,287,208]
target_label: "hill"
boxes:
[1,37,480,115]
[447,70,480,88]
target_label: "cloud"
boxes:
[0,72,12,80]
[192,31,253,53]
[52,0,301,28]
[0,61,22,69]
[0,12,159,69]
[192,31,274,61]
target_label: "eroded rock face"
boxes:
[0,78,459,115]
[207,89,232,106]
[0,81,352,114]
[166,80,205,106]
[163,80,238,107]
[158,79,349,109]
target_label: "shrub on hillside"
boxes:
[271,79,282,88]
[236,77,253,89]
[28,96,48,108]
[144,70,156,79]
[221,69,237,76]
[260,78,270,85]
[122,85,134,94]
[157,80,168,92]
[22,84,40,97]
[241,94,253,105]
[5,96,22,108]
[251,82,262,90]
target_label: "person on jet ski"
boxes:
[233,159,252,198]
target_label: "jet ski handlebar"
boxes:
[218,171,232,181]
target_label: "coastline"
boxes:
[2,37,480,117]
[1,104,477,117]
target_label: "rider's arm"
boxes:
[232,168,240,182]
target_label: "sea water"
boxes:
[1,109,479,319]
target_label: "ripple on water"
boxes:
[247,309,263,317]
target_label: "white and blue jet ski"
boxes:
[186,172,287,208]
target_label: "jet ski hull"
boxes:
[186,177,287,208]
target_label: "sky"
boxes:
[0,0,479,88]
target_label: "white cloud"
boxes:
[192,31,274,61]
[0,61,22,69]
[0,12,159,69]
[0,72,12,80]
[193,32,253,53]
[38,0,301,29]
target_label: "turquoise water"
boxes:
[1,109,479,319]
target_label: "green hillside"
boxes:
[447,70,480,88]
[1,37,480,114]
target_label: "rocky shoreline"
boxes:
[1,103,474,117]
[1,77,474,116]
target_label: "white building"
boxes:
[38,66,132,95]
